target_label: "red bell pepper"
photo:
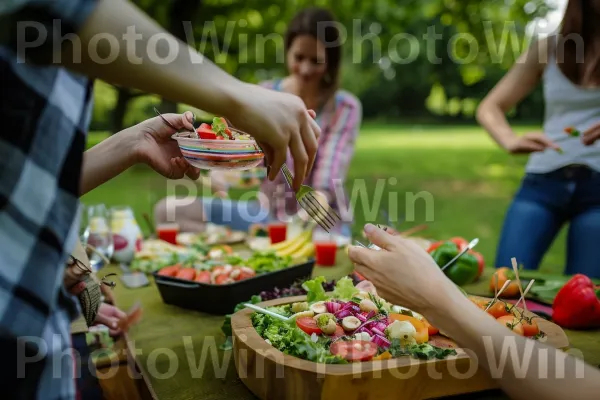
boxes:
[552,274,600,329]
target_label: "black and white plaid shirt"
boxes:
[0,0,98,398]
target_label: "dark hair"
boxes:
[556,0,600,85]
[285,7,342,103]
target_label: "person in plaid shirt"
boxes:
[0,0,320,398]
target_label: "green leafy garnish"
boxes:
[220,295,262,350]
[212,117,228,138]
[388,339,457,360]
[332,276,359,300]
[226,251,292,274]
[252,312,346,364]
[302,276,328,303]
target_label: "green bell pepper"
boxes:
[430,242,479,286]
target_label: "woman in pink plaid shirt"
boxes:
[156,7,362,237]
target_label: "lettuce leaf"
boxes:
[332,276,359,300]
[302,276,327,303]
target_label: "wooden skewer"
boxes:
[510,257,527,312]
[400,224,428,237]
[86,243,111,265]
[514,279,535,310]
[485,279,512,312]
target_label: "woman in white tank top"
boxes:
[476,0,600,278]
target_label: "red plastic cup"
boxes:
[268,223,287,244]
[157,223,179,245]
[315,242,338,266]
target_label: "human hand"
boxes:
[207,171,230,198]
[504,132,561,154]
[132,111,201,180]
[229,83,320,190]
[582,122,600,146]
[94,303,128,337]
[348,224,463,315]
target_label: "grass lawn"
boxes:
[82,122,568,274]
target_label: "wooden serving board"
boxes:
[231,295,569,400]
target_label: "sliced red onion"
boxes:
[326,302,341,313]
[371,327,385,337]
[374,322,387,332]
[350,305,361,313]
[356,314,367,322]
[365,311,376,319]
[341,302,355,311]
[335,309,352,319]
[372,334,391,349]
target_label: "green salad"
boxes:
[246,276,457,364]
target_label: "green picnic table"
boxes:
[103,249,600,400]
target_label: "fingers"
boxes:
[160,111,195,132]
[582,125,600,146]
[68,281,86,296]
[308,109,317,119]
[185,165,201,180]
[347,247,376,269]
[363,223,397,250]
[268,146,287,181]
[526,133,560,150]
[300,115,319,177]
[289,132,308,190]
[95,312,119,331]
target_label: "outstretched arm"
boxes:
[348,225,600,400]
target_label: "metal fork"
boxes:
[281,164,340,232]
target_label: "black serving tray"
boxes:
[152,258,315,315]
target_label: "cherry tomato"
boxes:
[449,237,469,251]
[194,270,211,283]
[175,267,196,281]
[485,300,513,319]
[330,340,377,362]
[422,318,439,336]
[237,271,255,281]
[389,314,429,343]
[157,264,181,277]
[329,324,345,338]
[497,315,524,335]
[214,274,230,285]
[296,317,322,335]
[520,317,540,337]
[489,267,521,298]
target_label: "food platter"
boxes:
[231,295,569,400]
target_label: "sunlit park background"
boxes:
[83,0,569,273]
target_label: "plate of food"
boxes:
[231,276,568,400]
[177,224,247,247]
[172,117,265,171]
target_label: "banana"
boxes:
[269,230,307,252]
[291,242,315,259]
[275,230,312,257]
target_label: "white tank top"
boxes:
[525,39,600,173]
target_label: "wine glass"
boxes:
[85,204,114,272]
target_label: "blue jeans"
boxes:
[495,165,600,278]
[201,197,352,237]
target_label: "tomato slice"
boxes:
[194,270,211,283]
[296,317,322,335]
[214,274,230,285]
[197,124,217,139]
[329,324,345,338]
[330,340,377,362]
